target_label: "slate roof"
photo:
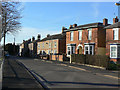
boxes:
[40,33,65,42]
[64,22,109,32]
[105,22,120,29]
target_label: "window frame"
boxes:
[70,31,74,41]
[110,45,120,58]
[78,30,82,40]
[67,46,75,56]
[113,28,119,40]
[84,45,94,55]
[88,28,92,40]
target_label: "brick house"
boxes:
[19,39,31,57]
[105,17,120,62]
[64,18,109,57]
[37,32,66,56]
[28,35,41,57]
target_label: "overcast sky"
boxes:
[2,2,119,45]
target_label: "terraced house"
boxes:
[28,35,41,57]
[37,31,66,55]
[105,16,120,62]
[64,18,110,57]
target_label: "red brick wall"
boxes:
[106,28,120,56]
[66,28,102,55]
[49,55,64,61]
[59,38,66,54]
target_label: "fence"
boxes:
[71,54,110,68]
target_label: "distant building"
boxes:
[5,43,19,55]
[37,31,66,56]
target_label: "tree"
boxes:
[1,0,23,56]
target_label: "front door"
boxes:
[79,46,82,54]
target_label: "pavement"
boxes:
[0,59,2,90]
[2,57,43,90]
[17,57,120,89]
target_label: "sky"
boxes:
[2,2,119,45]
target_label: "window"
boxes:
[113,28,119,40]
[84,45,94,55]
[110,45,120,58]
[54,42,56,48]
[79,30,82,40]
[48,50,50,55]
[67,46,75,56]
[88,29,92,40]
[70,31,74,41]
[38,50,40,54]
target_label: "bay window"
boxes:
[84,44,94,55]
[67,44,76,56]
[110,45,120,58]
[88,28,92,40]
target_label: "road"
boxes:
[17,57,119,89]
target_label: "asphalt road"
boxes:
[2,57,43,89]
[17,57,120,89]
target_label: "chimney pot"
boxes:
[37,34,41,40]
[73,24,77,27]
[47,34,50,37]
[32,36,35,41]
[69,25,73,29]
[103,18,108,26]
[113,16,119,24]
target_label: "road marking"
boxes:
[59,64,68,66]
[68,66,87,71]
[96,73,120,79]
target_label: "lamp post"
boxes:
[115,1,120,21]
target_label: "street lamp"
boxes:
[115,1,120,21]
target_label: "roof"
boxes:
[105,22,120,29]
[64,22,107,32]
[40,33,66,42]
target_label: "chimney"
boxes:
[47,34,50,37]
[69,25,73,29]
[23,40,25,43]
[37,34,41,40]
[103,18,108,26]
[32,36,35,41]
[62,27,67,33]
[73,24,77,28]
[113,16,119,24]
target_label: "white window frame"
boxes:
[79,30,82,40]
[67,46,75,56]
[88,29,92,40]
[70,31,74,41]
[113,28,119,40]
[84,45,94,55]
[110,45,120,58]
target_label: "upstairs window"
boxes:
[88,29,92,40]
[113,28,119,40]
[38,43,40,48]
[43,43,44,48]
[49,43,51,48]
[70,31,74,41]
[79,30,82,40]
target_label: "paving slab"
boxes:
[2,58,43,89]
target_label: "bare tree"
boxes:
[1,0,23,55]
